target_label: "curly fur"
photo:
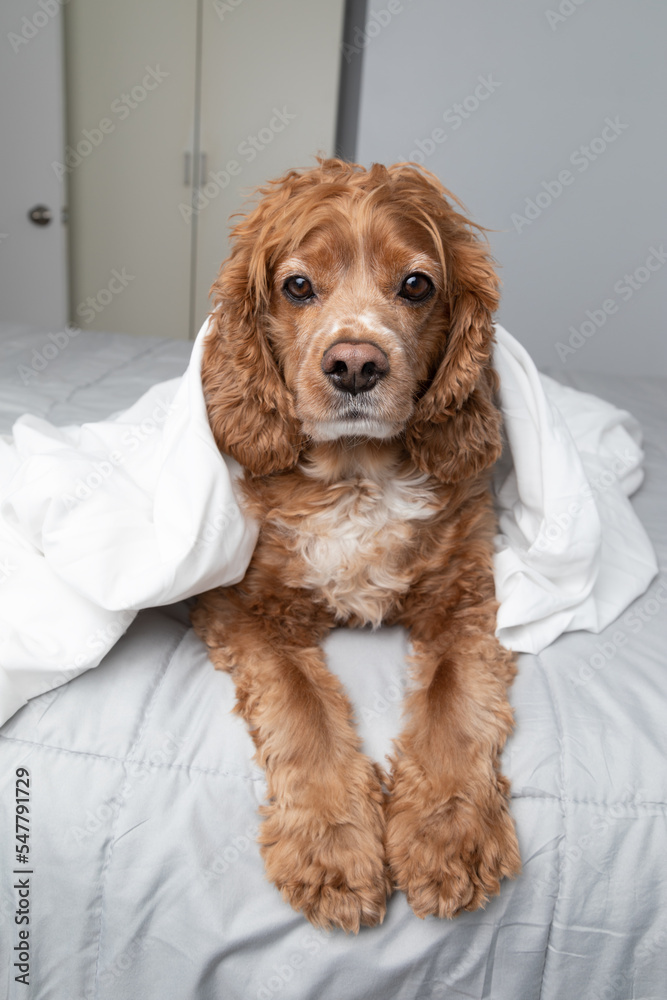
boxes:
[191,158,520,932]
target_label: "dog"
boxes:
[191,158,520,932]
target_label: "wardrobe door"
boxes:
[193,0,345,334]
[65,0,197,340]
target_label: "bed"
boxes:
[1,319,665,999]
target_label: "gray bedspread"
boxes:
[1,322,665,999]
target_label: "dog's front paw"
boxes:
[386,761,520,919]
[259,766,391,932]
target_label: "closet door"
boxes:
[65,0,197,340]
[65,0,344,341]
[193,0,345,336]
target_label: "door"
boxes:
[64,0,197,341]
[193,0,345,337]
[64,0,344,341]
[0,0,68,329]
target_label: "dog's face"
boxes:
[202,159,502,481]
[268,209,446,443]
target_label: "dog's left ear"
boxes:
[404,219,503,484]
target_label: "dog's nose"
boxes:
[321,341,389,395]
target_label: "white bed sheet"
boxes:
[0,322,665,1000]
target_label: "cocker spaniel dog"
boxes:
[192,158,520,932]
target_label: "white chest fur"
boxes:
[277,467,438,627]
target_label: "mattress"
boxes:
[0,321,665,999]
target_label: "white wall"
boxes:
[355,0,667,376]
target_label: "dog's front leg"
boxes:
[387,583,520,919]
[192,588,390,932]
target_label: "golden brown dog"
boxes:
[191,158,520,932]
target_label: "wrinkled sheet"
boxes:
[0,320,657,726]
[492,327,657,650]
[0,323,258,724]
[0,323,665,999]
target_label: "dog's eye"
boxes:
[283,276,315,302]
[399,273,434,303]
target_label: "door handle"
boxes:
[28,205,52,226]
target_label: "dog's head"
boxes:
[202,158,502,481]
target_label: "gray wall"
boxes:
[354,0,667,376]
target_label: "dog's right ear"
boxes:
[201,308,303,477]
[201,199,304,477]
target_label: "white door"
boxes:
[64,0,197,342]
[193,0,345,336]
[0,0,68,328]
[64,0,344,341]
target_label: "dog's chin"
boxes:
[304,415,401,442]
